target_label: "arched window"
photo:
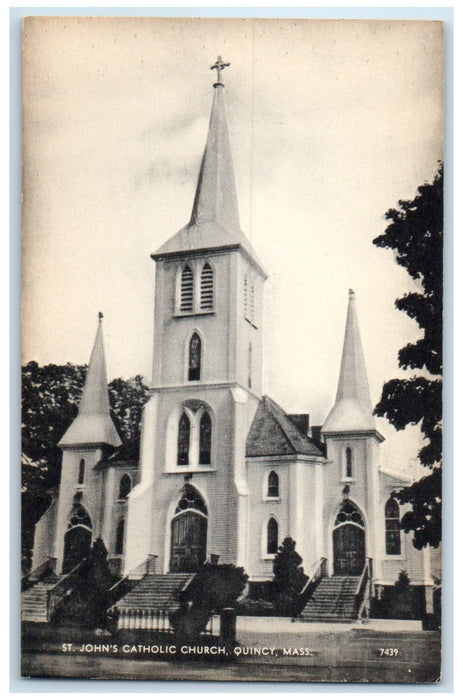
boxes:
[267,471,279,498]
[180,265,194,312]
[267,517,278,555]
[385,497,401,555]
[177,412,190,465]
[115,519,125,555]
[199,411,212,465]
[346,447,353,478]
[188,333,201,381]
[200,262,214,310]
[118,474,132,500]
[78,458,85,485]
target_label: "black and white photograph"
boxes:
[20,15,444,683]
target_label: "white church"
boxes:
[26,59,433,622]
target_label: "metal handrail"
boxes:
[46,560,86,619]
[355,558,372,618]
[299,557,327,597]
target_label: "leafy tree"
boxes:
[373,163,443,549]
[51,538,115,629]
[21,362,150,571]
[272,537,307,616]
[169,563,248,637]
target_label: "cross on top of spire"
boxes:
[210,56,230,86]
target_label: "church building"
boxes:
[27,59,433,621]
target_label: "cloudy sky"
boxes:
[22,17,444,473]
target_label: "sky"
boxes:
[21,16,444,474]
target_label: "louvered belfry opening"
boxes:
[200,262,213,310]
[180,265,194,312]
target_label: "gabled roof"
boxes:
[246,396,324,458]
[58,315,121,448]
[98,438,140,467]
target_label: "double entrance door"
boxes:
[170,510,207,573]
[333,523,365,575]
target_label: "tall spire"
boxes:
[189,59,240,233]
[153,58,266,279]
[59,314,121,447]
[322,290,375,433]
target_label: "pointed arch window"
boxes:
[118,474,132,500]
[78,458,85,485]
[346,447,353,478]
[385,497,401,555]
[115,519,125,555]
[199,411,212,465]
[180,265,194,312]
[177,412,190,465]
[267,517,279,555]
[188,333,201,381]
[200,263,214,310]
[267,471,279,498]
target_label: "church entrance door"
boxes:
[332,500,365,576]
[170,511,207,572]
[169,484,208,573]
[63,525,92,573]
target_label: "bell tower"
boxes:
[125,59,266,575]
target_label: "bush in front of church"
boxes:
[169,563,248,637]
[272,537,308,616]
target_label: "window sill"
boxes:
[174,310,215,318]
[264,497,281,502]
[165,467,217,474]
[115,498,129,504]
[384,554,404,559]
[262,554,276,561]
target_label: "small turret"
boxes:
[322,290,375,434]
[58,313,121,447]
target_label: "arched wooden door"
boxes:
[333,500,365,575]
[170,485,207,572]
[62,503,92,573]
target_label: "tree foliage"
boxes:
[21,362,150,570]
[373,163,443,548]
[169,563,248,637]
[272,537,307,616]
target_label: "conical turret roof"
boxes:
[152,67,266,277]
[59,314,122,447]
[322,290,376,433]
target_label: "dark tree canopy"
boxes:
[21,362,150,571]
[373,163,443,548]
[272,537,307,615]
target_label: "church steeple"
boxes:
[153,58,266,277]
[322,290,375,433]
[189,58,240,233]
[59,313,121,447]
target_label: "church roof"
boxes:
[246,396,324,458]
[152,76,266,277]
[58,315,122,448]
[98,438,140,467]
[322,290,376,434]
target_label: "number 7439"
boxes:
[379,648,399,656]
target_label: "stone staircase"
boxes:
[21,578,60,623]
[300,575,361,622]
[114,573,194,614]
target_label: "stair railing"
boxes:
[355,558,373,619]
[46,560,86,620]
[22,557,57,590]
[298,557,327,612]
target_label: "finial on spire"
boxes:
[348,288,355,298]
[210,56,230,86]
[98,311,103,322]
